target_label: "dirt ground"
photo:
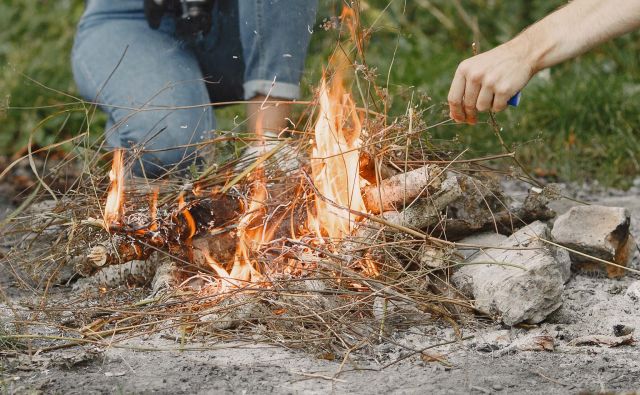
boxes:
[1,181,640,395]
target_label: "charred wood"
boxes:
[79,195,242,275]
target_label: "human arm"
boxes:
[448,0,640,124]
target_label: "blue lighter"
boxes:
[508,91,522,107]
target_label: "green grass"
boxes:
[1,0,639,186]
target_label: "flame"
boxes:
[104,149,125,227]
[222,115,276,285]
[149,188,159,231]
[309,73,366,240]
[102,7,380,293]
[178,193,197,241]
[229,171,267,283]
[340,5,363,57]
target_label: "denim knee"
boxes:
[72,11,215,178]
[109,107,209,178]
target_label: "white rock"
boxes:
[455,232,508,260]
[626,281,640,303]
[452,221,571,326]
[551,205,635,277]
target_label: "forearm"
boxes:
[517,0,640,73]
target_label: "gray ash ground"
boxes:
[2,179,640,394]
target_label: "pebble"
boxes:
[626,281,640,302]
[613,324,635,337]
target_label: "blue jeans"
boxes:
[72,0,317,177]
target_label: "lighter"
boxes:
[508,91,522,107]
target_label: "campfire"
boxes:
[89,64,398,295]
[56,27,564,341]
[5,7,635,360]
[64,49,560,340]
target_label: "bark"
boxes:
[362,164,443,214]
[380,173,462,229]
[427,187,556,240]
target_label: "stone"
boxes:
[613,324,634,337]
[455,232,508,260]
[551,205,636,278]
[452,221,571,326]
[200,293,269,331]
[419,247,450,269]
[626,280,640,303]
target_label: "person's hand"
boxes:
[448,41,535,124]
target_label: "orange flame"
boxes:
[220,114,276,285]
[149,188,159,231]
[104,149,125,227]
[340,5,363,57]
[309,73,366,240]
[178,193,197,241]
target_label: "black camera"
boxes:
[144,0,214,37]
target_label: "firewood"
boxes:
[365,173,554,239]
[358,151,398,184]
[191,232,238,267]
[428,186,556,240]
[379,173,462,229]
[79,195,242,275]
[362,164,443,214]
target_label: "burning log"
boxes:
[84,56,557,292]
[361,164,443,214]
[79,195,242,275]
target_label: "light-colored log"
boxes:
[362,164,443,214]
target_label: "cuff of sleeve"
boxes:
[243,80,301,100]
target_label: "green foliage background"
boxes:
[1,0,639,186]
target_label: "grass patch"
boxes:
[1,0,639,186]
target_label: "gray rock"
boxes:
[200,293,269,330]
[551,205,636,277]
[455,232,508,260]
[419,247,449,269]
[626,280,640,303]
[452,221,571,326]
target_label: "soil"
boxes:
[2,180,640,395]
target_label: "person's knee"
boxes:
[125,112,212,177]
[130,147,201,178]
